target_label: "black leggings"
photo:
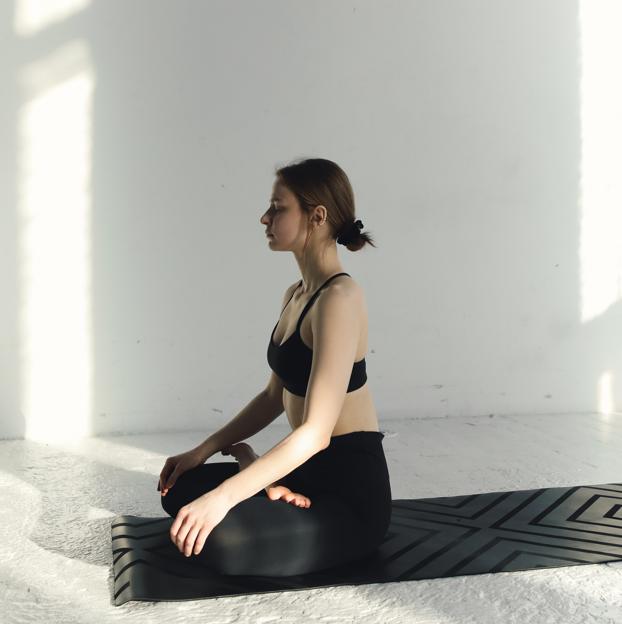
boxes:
[160,431,391,577]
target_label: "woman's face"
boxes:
[260,181,303,247]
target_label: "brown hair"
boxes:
[274,157,377,251]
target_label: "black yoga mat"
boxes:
[111,481,622,605]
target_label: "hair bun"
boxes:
[337,218,364,245]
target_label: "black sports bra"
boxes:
[266,272,367,397]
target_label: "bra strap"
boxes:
[278,280,303,317]
[296,272,351,330]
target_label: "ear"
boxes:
[311,204,328,226]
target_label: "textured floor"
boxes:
[1,412,622,623]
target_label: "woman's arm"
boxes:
[222,443,311,506]
[215,424,327,507]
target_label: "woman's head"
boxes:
[260,158,376,253]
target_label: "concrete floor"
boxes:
[1,412,621,623]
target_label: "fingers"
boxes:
[161,468,179,497]
[159,458,173,493]
[183,523,200,557]
[193,526,210,556]
[170,512,210,557]
[162,469,178,495]
[171,512,191,551]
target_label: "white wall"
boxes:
[1,0,621,442]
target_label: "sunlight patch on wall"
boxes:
[578,0,622,323]
[596,370,614,418]
[14,0,91,38]
[17,40,94,442]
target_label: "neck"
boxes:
[293,240,345,294]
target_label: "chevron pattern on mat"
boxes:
[111,482,622,605]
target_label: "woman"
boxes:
[158,158,391,577]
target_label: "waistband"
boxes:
[324,430,385,451]
[284,430,388,493]
[329,430,384,440]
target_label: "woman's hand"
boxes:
[170,488,232,557]
[158,447,207,497]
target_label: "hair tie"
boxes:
[337,219,364,246]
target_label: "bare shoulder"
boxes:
[318,275,365,310]
[310,276,367,355]
[333,274,364,298]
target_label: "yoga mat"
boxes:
[111,481,622,605]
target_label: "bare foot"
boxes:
[266,484,311,508]
[221,442,258,471]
